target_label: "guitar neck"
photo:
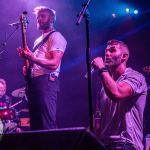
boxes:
[21,24,27,49]
[20,12,30,79]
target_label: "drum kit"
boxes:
[0,87,30,133]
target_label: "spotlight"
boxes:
[133,9,138,14]
[125,8,130,13]
[112,13,116,18]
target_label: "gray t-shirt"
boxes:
[98,68,147,150]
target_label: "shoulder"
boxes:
[47,31,67,52]
[50,31,67,43]
[125,67,146,81]
[123,67,147,93]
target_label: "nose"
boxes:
[105,50,110,57]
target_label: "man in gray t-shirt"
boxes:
[92,40,147,150]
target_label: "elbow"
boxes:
[48,62,59,70]
[51,65,58,70]
[109,92,123,102]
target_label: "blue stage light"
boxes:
[134,9,138,14]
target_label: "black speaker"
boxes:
[0,127,105,150]
[145,134,150,150]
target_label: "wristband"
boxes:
[98,67,108,74]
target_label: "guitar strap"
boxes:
[32,30,56,52]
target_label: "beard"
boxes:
[37,21,50,31]
[105,56,122,68]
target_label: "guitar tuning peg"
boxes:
[23,11,28,15]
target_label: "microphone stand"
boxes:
[0,25,19,58]
[76,0,93,132]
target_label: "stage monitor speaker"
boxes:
[0,127,105,150]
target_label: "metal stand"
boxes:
[0,26,19,58]
[76,0,93,132]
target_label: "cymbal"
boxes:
[11,87,25,97]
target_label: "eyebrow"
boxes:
[105,46,116,50]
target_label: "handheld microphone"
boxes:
[84,66,95,79]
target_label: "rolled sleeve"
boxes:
[123,72,147,96]
[48,32,67,52]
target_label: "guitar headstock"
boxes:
[20,11,28,30]
[20,11,28,49]
[143,66,150,74]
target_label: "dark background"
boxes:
[0,0,150,132]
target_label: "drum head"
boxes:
[0,108,16,120]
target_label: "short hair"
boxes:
[33,6,56,22]
[0,78,6,88]
[107,39,129,55]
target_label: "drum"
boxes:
[3,120,18,133]
[20,118,30,127]
[0,108,16,120]
[0,109,18,133]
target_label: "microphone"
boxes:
[8,21,20,27]
[84,66,95,79]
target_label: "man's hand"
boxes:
[92,57,105,70]
[17,47,25,57]
[23,50,35,61]
[17,47,35,61]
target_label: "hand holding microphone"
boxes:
[91,57,105,70]
[84,57,107,78]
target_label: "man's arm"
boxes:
[29,50,64,70]
[17,47,64,70]
[92,57,133,101]
[99,71,133,101]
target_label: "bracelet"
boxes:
[98,67,108,74]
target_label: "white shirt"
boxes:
[31,31,67,77]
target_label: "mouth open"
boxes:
[105,58,111,63]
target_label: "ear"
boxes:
[49,15,55,23]
[121,53,128,63]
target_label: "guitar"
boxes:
[20,11,30,80]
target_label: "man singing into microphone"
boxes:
[17,6,67,130]
[92,40,147,150]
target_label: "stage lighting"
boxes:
[125,8,130,13]
[112,13,116,18]
[133,9,138,14]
